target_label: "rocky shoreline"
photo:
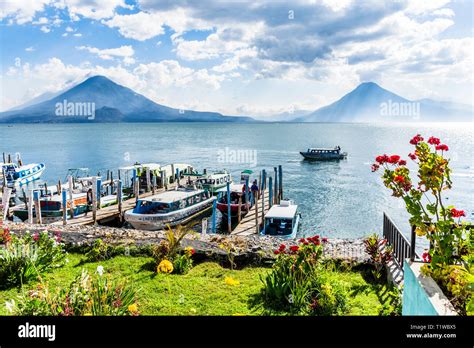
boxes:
[5,222,370,265]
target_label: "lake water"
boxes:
[1,122,473,241]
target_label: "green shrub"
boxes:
[84,239,112,262]
[0,231,66,289]
[259,236,348,315]
[6,266,139,316]
[363,233,393,282]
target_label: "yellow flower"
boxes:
[224,277,240,286]
[128,303,138,313]
[184,246,195,256]
[157,259,174,274]
[415,227,426,237]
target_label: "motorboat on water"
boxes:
[261,200,300,239]
[300,146,347,160]
[124,184,216,231]
[1,162,45,187]
[195,169,232,194]
[216,183,253,218]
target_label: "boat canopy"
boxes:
[142,188,205,204]
[215,183,244,193]
[265,204,297,219]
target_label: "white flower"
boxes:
[96,265,104,276]
[5,300,15,313]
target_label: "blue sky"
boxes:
[1,0,473,116]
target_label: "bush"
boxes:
[6,266,139,316]
[0,223,11,244]
[0,231,66,289]
[151,225,195,275]
[259,236,348,315]
[84,239,112,262]
[363,234,392,282]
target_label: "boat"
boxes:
[12,191,89,223]
[300,146,347,160]
[124,185,216,231]
[1,162,45,187]
[261,200,300,239]
[195,170,232,194]
[216,183,253,218]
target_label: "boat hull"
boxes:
[300,152,346,160]
[261,213,300,239]
[125,196,216,231]
[216,202,250,218]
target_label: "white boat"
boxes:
[196,170,232,194]
[124,185,216,231]
[261,200,300,239]
[2,162,45,187]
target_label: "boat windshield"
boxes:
[265,218,293,236]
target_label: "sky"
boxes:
[0,0,473,117]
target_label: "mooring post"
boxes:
[117,179,123,219]
[164,170,168,190]
[146,168,151,192]
[176,168,180,186]
[212,193,218,233]
[33,190,42,224]
[278,165,283,202]
[226,181,231,233]
[255,189,259,234]
[152,174,156,194]
[92,177,98,224]
[274,167,278,205]
[28,189,34,224]
[245,177,249,211]
[258,171,262,199]
[261,180,265,222]
[2,187,11,221]
[171,164,175,183]
[237,194,242,223]
[133,169,139,203]
[96,177,102,209]
[67,175,74,218]
[160,170,164,189]
[61,189,67,226]
[269,176,273,208]
[262,169,266,190]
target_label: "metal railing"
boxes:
[383,213,419,268]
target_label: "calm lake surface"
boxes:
[1,122,473,240]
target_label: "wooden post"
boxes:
[92,177,98,224]
[164,170,168,190]
[258,171,262,199]
[28,189,34,224]
[61,189,67,226]
[202,218,208,235]
[96,177,102,209]
[226,181,231,234]
[152,174,156,194]
[274,167,278,205]
[237,194,242,223]
[117,179,123,219]
[269,176,273,207]
[278,165,283,202]
[410,225,416,261]
[255,190,259,234]
[2,187,11,221]
[171,164,175,183]
[160,170,165,189]
[33,190,42,224]
[212,193,218,233]
[146,168,151,192]
[133,169,139,203]
[67,175,74,218]
[262,169,266,190]
[245,177,249,210]
[176,168,180,186]
[261,183,265,222]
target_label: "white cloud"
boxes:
[0,0,52,24]
[63,0,129,20]
[76,45,134,63]
[65,26,74,32]
[25,46,35,52]
[73,33,82,37]
[40,25,50,33]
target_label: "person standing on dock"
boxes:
[250,179,259,204]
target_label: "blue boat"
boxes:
[2,162,45,187]
[261,200,300,239]
[300,146,347,160]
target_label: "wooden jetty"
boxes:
[231,188,270,236]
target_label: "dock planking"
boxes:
[231,188,270,236]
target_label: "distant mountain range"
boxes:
[0,76,254,123]
[292,82,472,122]
[1,77,471,123]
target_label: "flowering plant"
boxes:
[0,222,11,244]
[372,134,473,314]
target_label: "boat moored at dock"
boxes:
[2,162,45,187]
[196,170,232,194]
[261,200,300,239]
[124,185,216,231]
[300,146,347,160]
[216,183,252,218]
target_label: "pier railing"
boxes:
[383,213,418,268]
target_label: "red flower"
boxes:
[409,134,424,145]
[371,163,380,172]
[322,237,328,243]
[314,240,321,246]
[289,245,299,253]
[427,136,440,145]
[408,153,417,160]
[33,233,39,242]
[315,235,320,239]
[279,244,286,251]
[422,251,431,263]
[450,208,465,218]
[435,144,449,151]
[274,250,280,255]
[394,175,405,183]
[398,160,407,166]
[375,154,389,164]
[388,155,400,164]
[299,238,306,243]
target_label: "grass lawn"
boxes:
[0,253,397,316]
